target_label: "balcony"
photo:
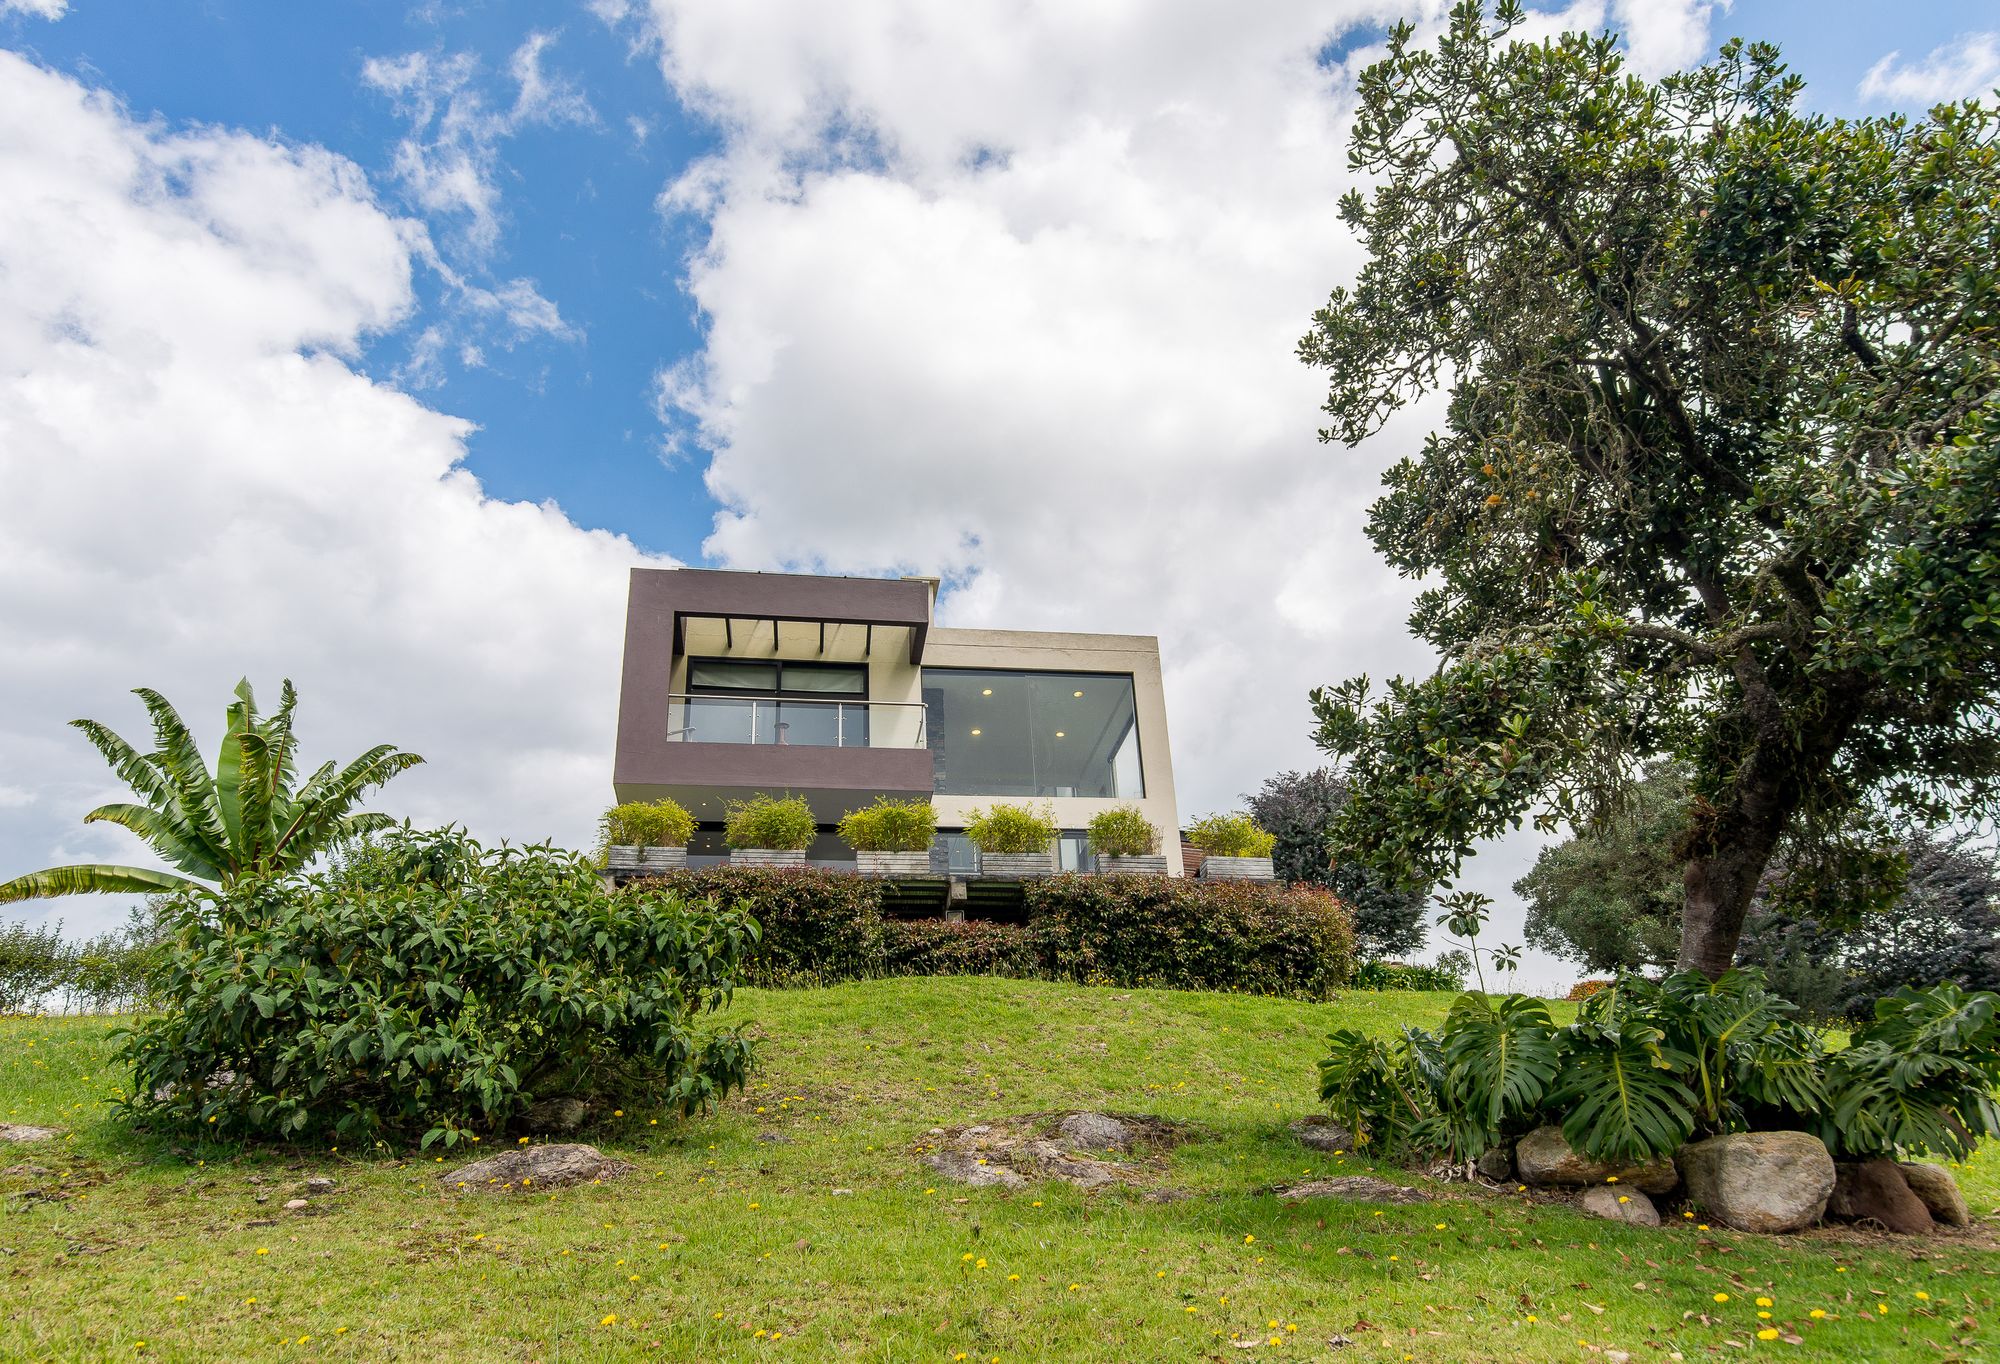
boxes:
[667,695,928,749]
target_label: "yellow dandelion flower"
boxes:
[254,1248,269,1256]
[1007,1273,1020,1281]
[1067,1282,1080,1292]
[962,1253,975,1262]
[1809,1309,1826,1319]
[173,1295,188,1302]
[1714,1293,1730,1303]
[1915,1291,1930,1301]
[1758,1311,1771,1319]
[975,1258,987,1269]
[1758,1329,1778,1341]
[1877,1303,1889,1315]
[600,1314,618,1326]
[1756,1297,1773,1307]
[1243,1234,1255,1244]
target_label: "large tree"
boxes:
[0,679,422,903]
[1300,3,2000,975]
[1245,767,1428,958]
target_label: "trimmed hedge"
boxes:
[882,919,1040,978]
[1025,875,1354,999]
[634,867,1355,998]
[641,866,885,986]
[1353,959,1467,992]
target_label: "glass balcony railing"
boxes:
[666,695,928,749]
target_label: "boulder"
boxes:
[440,1143,634,1192]
[1475,1144,1515,1182]
[1289,1116,1355,1153]
[1828,1159,1933,1235]
[1679,1132,1834,1234]
[1057,1112,1133,1151]
[304,1177,337,1195]
[1580,1185,1660,1227]
[1898,1162,1971,1228]
[0,1124,61,1144]
[922,1150,1027,1188]
[1515,1126,1677,1194]
[1277,1176,1432,1205]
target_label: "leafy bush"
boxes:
[837,798,938,853]
[1352,959,1466,992]
[1318,968,2000,1166]
[1565,978,1612,1001]
[600,798,696,850]
[0,910,166,1016]
[0,919,72,1014]
[881,919,1040,978]
[723,794,818,851]
[1026,875,1355,999]
[964,803,1059,855]
[1185,813,1276,859]
[116,829,758,1148]
[1086,806,1160,858]
[639,866,884,987]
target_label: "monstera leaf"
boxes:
[1553,1021,1698,1163]
[1441,991,1560,1156]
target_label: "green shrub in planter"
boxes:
[724,794,818,851]
[1185,812,1276,858]
[115,828,758,1148]
[837,797,939,852]
[882,919,1040,978]
[599,798,697,850]
[1025,875,1356,999]
[638,866,885,987]
[1086,806,1160,858]
[963,802,1059,854]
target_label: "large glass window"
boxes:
[681,658,870,746]
[923,669,1144,798]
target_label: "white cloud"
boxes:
[0,0,66,20]
[1861,33,2000,107]
[0,52,663,938]
[363,32,597,256]
[626,0,1623,986]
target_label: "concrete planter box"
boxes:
[977,851,1056,879]
[729,848,809,868]
[605,845,688,875]
[855,850,935,877]
[1098,854,1169,876]
[1197,855,1276,882]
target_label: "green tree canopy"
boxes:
[1300,3,2000,975]
[0,679,423,904]
[1244,767,1429,958]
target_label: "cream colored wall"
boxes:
[924,627,1182,875]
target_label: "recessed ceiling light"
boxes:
[1055,731,1066,738]
[970,728,982,736]
[982,688,993,696]
[1072,690,1083,698]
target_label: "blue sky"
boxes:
[12,0,1991,562]
[2,0,1996,986]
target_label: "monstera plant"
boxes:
[0,679,422,903]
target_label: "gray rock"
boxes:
[0,1125,61,1144]
[1679,1131,1834,1234]
[1057,1112,1132,1151]
[1829,1159,1933,1235]
[283,1198,309,1211]
[922,1150,1027,1188]
[1278,1176,1432,1205]
[1899,1162,1971,1227]
[1289,1116,1355,1153]
[1580,1185,1660,1227]
[1515,1126,1677,1194]
[440,1143,634,1192]
[304,1177,336,1195]
[1475,1144,1515,1182]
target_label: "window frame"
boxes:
[920,665,1145,800]
[686,656,870,700]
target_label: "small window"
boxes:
[780,664,866,695]
[690,660,778,692]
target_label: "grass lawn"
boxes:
[2,978,1995,1362]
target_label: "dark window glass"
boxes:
[689,659,777,692]
[923,669,1143,798]
[781,664,866,695]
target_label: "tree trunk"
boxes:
[1676,761,1797,978]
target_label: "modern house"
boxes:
[612,567,1181,876]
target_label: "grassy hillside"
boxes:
[2,979,1994,1361]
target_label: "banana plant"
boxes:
[0,679,422,904]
